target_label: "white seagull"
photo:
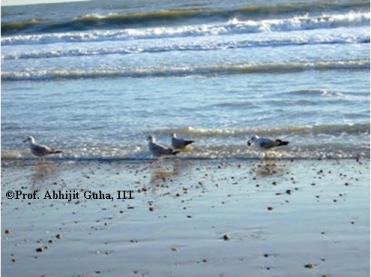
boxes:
[23,136,62,158]
[171,133,194,149]
[247,135,289,150]
[147,135,179,157]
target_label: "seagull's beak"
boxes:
[23,139,28,143]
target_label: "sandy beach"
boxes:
[1,158,369,277]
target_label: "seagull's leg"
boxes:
[159,156,165,167]
[148,154,158,165]
[267,150,277,166]
[261,152,269,172]
[150,156,160,167]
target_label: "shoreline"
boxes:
[1,154,368,164]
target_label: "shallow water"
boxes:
[1,159,370,277]
[1,0,370,160]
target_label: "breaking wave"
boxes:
[2,60,368,81]
[3,31,369,60]
[2,11,369,45]
[155,123,370,138]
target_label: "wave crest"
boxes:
[2,11,369,45]
[155,123,370,138]
[2,60,369,81]
[3,31,369,60]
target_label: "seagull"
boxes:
[23,136,62,158]
[147,135,179,157]
[247,135,289,150]
[171,133,194,149]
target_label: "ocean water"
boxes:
[1,0,370,160]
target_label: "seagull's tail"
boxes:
[275,139,289,146]
[52,150,63,154]
[184,140,194,146]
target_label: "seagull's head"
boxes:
[23,136,35,144]
[147,135,155,143]
[247,135,259,146]
[171,133,177,138]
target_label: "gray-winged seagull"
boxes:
[247,135,289,150]
[171,133,194,149]
[24,136,62,158]
[147,135,179,157]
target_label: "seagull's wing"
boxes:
[258,138,277,149]
[172,137,185,149]
[31,144,53,156]
[172,137,194,149]
[150,142,174,156]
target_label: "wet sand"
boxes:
[1,159,369,277]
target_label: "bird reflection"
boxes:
[30,161,59,190]
[253,159,285,177]
[149,159,191,184]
